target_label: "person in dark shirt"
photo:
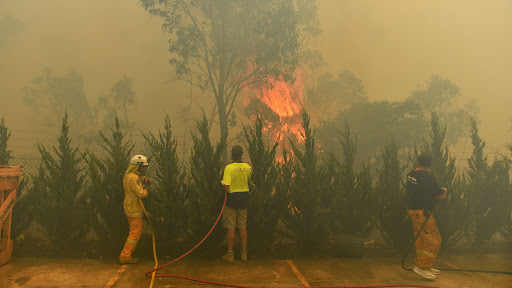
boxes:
[406,153,447,280]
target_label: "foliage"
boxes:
[29,112,88,251]
[243,115,284,251]
[6,106,512,255]
[329,120,377,237]
[139,0,305,161]
[464,119,512,246]
[306,70,367,114]
[317,99,427,163]
[22,68,94,134]
[409,74,478,144]
[411,112,465,248]
[377,141,411,250]
[284,110,330,252]
[185,113,227,252]
[0,117,12,165]
[0,15,25,49]
[142,115,187,255]
[316,74,478,163]
[84,117,133,252]
[273,145,295,246]
[95,75,137,135]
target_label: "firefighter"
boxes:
[119,155,152,264]
[406,153,447,279]
[221,145,252,263]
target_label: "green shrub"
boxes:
[243,116,284,252]
[29,112,88,252]
[142,115,187,255]
[377,141,411,250]
[185,114,226,253]
[84,117,133,252]
[421,112,464,248]
[464,120,512,246]
[329,120,377,238]
[285,110,331,252]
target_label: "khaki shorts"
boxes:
[223,206,247,229]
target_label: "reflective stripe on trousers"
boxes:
[119,216,143,261]
[407,209,441,269]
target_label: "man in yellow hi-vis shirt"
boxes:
[119,155,152,264]
[221,145,252,263]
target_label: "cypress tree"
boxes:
[142,115,187,255]
[286,110,330,252]
[185,113,226,252]
[85,117,133,253]
[422,112,464,248]
[330,120,376,237]
[377,141,411,249]
[465,118,511,246]
[243,115,282,252]
[30,111,88,252]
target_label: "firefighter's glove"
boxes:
[142,177,152,188]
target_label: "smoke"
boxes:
[0,0,511,155]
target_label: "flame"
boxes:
[246,68,305,142]
[258,70,303,118]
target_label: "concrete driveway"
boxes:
[1,252,511,288]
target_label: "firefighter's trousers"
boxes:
[407,209,441,269]
[119,216,143,261]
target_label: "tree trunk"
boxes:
[218,102,229,164]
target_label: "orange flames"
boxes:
[245,68,305,143]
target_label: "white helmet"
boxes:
[130,155,149,166]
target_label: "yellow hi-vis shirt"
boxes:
[221,162,252,193]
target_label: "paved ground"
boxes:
[1,253,511,288]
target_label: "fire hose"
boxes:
[139,192,440,288]
[401,206,512,276]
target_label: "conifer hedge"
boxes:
[2,109,511,256]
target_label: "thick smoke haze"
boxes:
[316,0,512,150]
[1,0,511,155]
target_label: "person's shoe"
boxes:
[240,250,247,262]
[429,268,441,275]
[119,258,139,264]
[413,266,437,280]
[222,252,234,263]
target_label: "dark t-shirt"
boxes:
[226,191,249,210]
[406,169,444,210]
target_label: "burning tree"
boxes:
[244,68,305,143]
[139,0,310,160]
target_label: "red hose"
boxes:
[145,192,438,288]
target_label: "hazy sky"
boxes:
[316,0,512,155]
[1,0,511,156]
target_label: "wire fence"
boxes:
[9,154,157,188]
[10,155,41,178]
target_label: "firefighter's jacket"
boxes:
[123,164,148,217]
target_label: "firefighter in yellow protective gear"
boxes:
[406,153,447,280]
[119,155,152,264]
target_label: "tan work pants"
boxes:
[119,216,143,261]
[407,209,441,269]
